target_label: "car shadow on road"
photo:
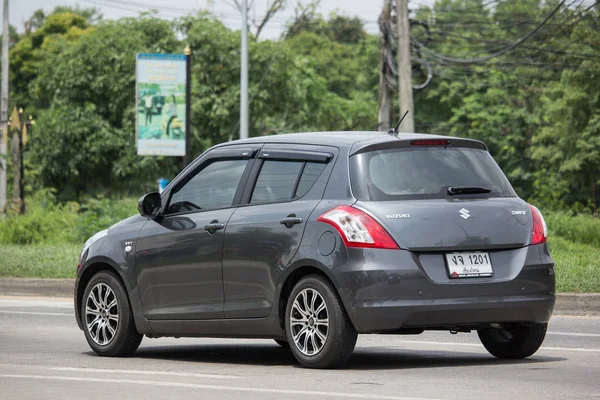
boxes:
[127,343,566,370]
[346,347,565,370]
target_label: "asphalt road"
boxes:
[1,296,599,400]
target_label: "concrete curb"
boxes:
[554,293,600,316]
[0,278,598,316]
[0,278,74,298]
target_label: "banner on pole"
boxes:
[136,53,187,156]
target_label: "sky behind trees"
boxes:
[3,0,426,38]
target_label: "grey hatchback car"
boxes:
[75,131,555,368]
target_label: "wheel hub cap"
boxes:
[85,283,119,346]
[290,288,329,356]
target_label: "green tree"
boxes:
[31,105,125,198]
[24,6,102,33]
[532,64,600,212]
[10,12,90,107]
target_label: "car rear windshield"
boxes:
[350,147,516,201]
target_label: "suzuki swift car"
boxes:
[75,131,555,369]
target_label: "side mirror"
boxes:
[138,192,162,219]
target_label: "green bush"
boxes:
[75,196,138,242]
[545,212,600,248]
[0,191,79,245]
[0,191,138,245]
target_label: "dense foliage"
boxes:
[1,0,599,213]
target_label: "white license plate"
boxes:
[445,252,493,278]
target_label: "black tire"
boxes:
[285,274,357,369]
[81,271,142,357]
[274,339,290,348]
[478,323,547,359]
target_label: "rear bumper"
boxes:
[334,244,556,333]
[350,294,555,332]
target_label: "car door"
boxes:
[222,144,336,318]
[135,147,257,320]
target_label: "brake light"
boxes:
[410,139,450,146]
[317,205,399,249]
[529,204,548,245]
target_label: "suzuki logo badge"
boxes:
[459,208,471,220]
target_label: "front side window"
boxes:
[168,159,248,213]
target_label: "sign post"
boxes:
[136,53,187,157]
[183,46,192,168]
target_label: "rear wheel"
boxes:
[478,323,547,359]
[285,275,357,369]
[82,271,142,357]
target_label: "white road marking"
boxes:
[0,299,73,308]
[0,374,441,400]
[0,311,72,316]
[394,340,600,352]
[547,331,600,338]
[51,367,242,379]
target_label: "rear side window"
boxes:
[251,161,303,203]
[295,162,326,199]
[250,160,326,204]
[351,147,515,201]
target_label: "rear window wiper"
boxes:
[447,186,492,196]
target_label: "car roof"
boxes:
[214,131,478,151]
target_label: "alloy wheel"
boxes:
[85,283,119,346]
[290,288,329,356]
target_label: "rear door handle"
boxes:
[280,214,303,228]
[204,220,225,234]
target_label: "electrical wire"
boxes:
[411,0,568,64]
[427,29,600,60]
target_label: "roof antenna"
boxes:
[387,110,410,136]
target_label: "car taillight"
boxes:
[317,205,399,249]
[529,204,548,245]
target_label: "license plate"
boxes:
[445,252,493,278]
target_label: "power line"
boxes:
[411,0,568,64]
[427,29,600,60]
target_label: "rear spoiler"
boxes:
[350,136,487,156]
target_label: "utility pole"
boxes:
[240,0,249,140]
[183,45,192,168]
[0,0,9,215]
[377,0,393,131]
[396,0,415,132]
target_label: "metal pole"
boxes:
[240,0,249,140]
[0,0,9,215]
[397,0,415,132]
[183,45,192,168]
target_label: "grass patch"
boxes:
[550,236,600,293]
[0,232,598,293]
[546,212,600,248]
[0,244,79,279]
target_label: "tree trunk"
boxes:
[377,0,392,131]
[10,130,20,210]
[592,179,597,216]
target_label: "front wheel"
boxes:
[81,271,142,357]
[478,323,547,359]
[285,275,357,369]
